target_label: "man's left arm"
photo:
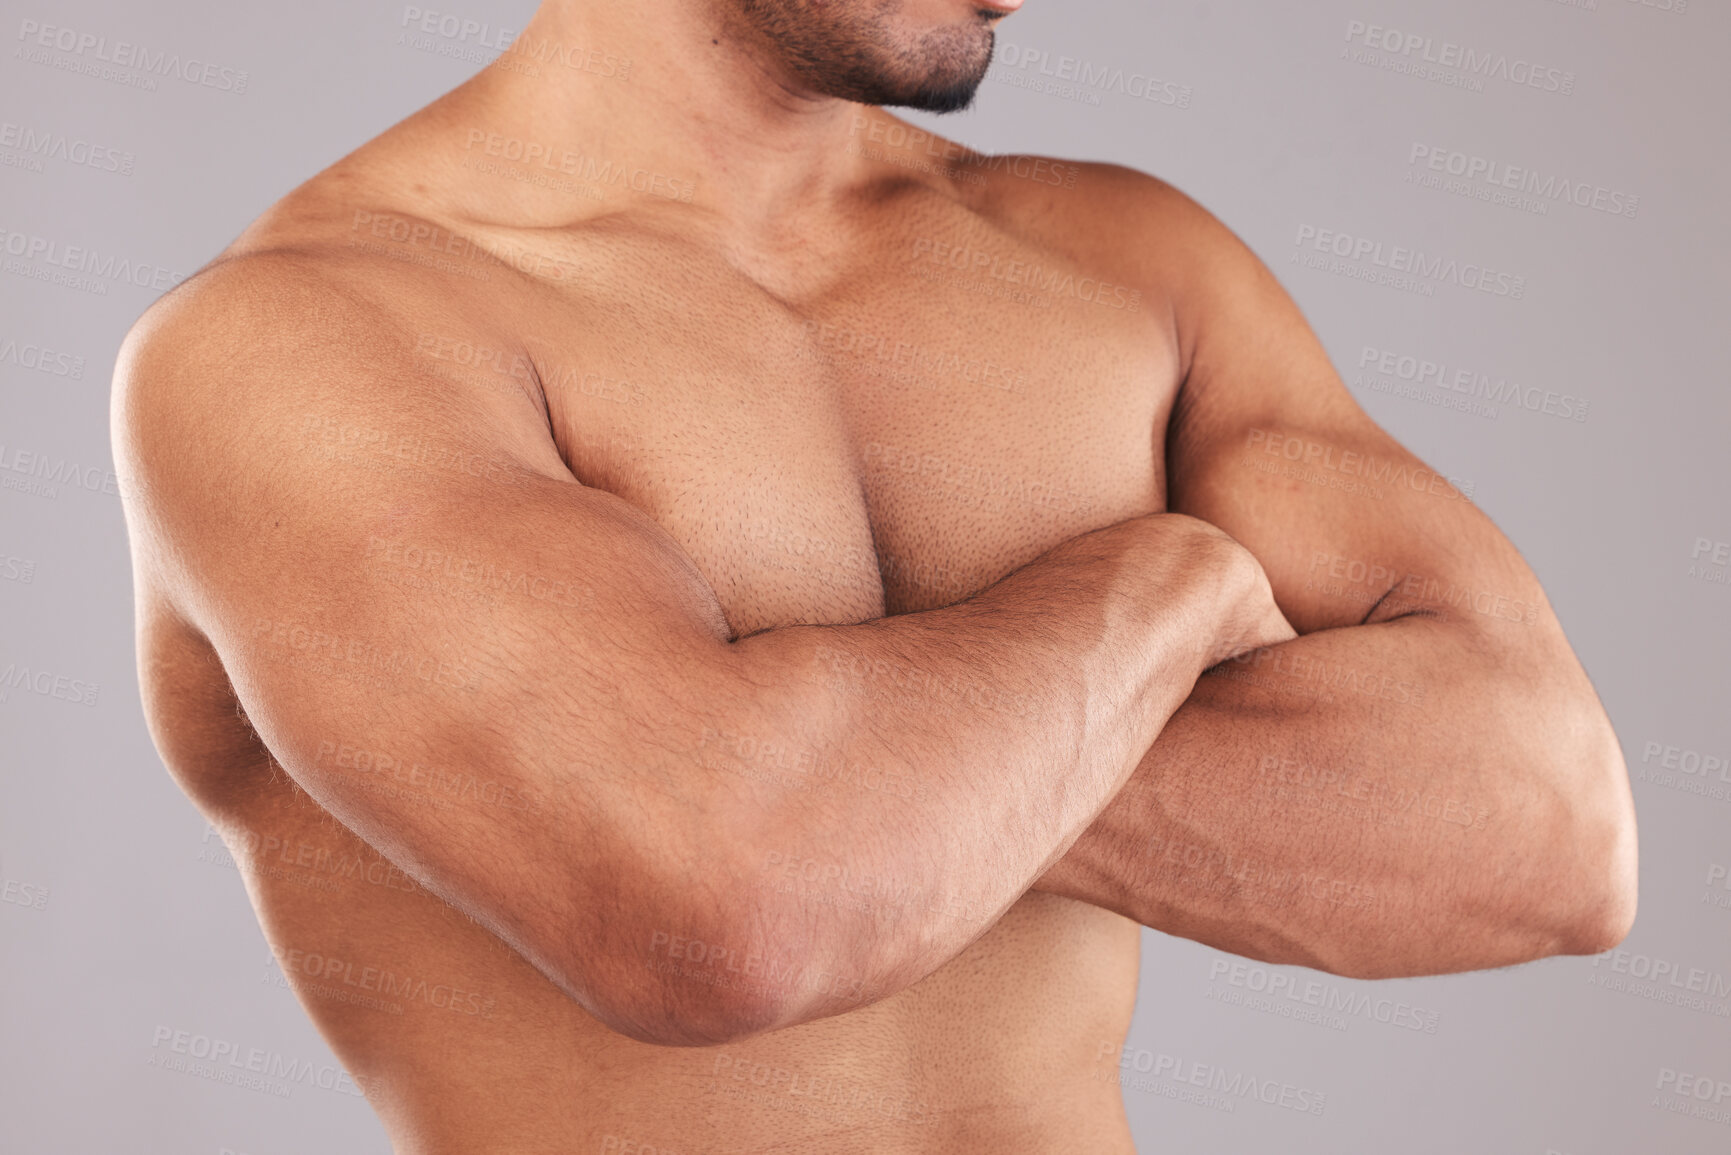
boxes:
[1035,183,1637,978]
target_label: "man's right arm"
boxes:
[114,262,1283,1046]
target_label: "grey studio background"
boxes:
[1,0,1727,1152]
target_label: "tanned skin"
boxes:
[113,0,1636,1151]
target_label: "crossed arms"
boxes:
[1032,178,1635,977]
[113,181,1635,1048]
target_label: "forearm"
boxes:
[1035,614,1636,978]
[674,514,1262,1030]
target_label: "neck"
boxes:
[448,0,903,232]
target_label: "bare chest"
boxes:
[520,242,1178,635]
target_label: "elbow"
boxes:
[1552,793,1639,958]
[593,966,801,1049]
[1433,736,1638,973]
[1560,886,1637,960]
[1542,734,1640,959]
[1264,748,1638,980]
[552,907,814,1048]
[542,845,868,1048]
[1482,674,1639,963]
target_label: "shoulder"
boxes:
[958,155,1273,359]
[107,256,378,599]
[845,112,1249,273]
[112,151,538,470]
[113,250,415,476]
[116,153,449,408]
[964,156,1253,282]
[110,244,553,609]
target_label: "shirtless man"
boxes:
[112,0,1637,1150]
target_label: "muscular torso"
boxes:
[145,98,1183,1154]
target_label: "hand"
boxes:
[1211,539,1297,666]
[1122,513,1294,669]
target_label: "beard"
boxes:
[730,0,999,113]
